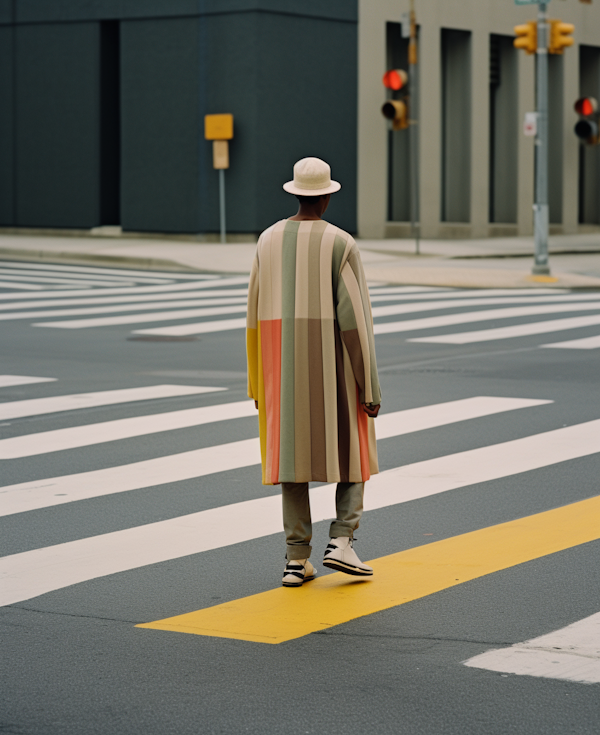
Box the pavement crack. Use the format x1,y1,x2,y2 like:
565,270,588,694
6,604,139,625
313,631,513,646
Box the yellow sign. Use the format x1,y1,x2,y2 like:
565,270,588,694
204,114,234,140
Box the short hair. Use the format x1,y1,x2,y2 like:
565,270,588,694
295,194,324,203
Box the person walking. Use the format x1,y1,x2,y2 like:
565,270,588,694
246,157,381,587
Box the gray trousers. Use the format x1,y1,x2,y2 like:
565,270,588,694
281,481,365,560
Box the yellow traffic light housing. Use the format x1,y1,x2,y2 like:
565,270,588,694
549,20,575,54
382,100,408,131
514,21,537,55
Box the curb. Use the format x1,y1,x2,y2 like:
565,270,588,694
2,246,600,290
0,247,206,274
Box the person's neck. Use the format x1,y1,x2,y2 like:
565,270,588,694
288,205,323,221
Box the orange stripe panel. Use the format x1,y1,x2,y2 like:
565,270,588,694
356,385,370,482
260,319,282,483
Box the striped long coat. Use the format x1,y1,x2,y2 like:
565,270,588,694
246,219,381,485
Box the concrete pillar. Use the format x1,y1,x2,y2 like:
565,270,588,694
357,0,387,238
471,28,490,237
517,49,535,236
418,22,441,239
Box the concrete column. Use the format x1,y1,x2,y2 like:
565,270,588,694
418,22,441,239
471,28,490,237
357,0,387,238
517,49,535,236
562,44,579,234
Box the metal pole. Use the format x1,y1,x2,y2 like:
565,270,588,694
533,1,550,275
219,168,226,244
408,0,420,255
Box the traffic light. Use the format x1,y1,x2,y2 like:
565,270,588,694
574,97,599,145
382,100,408,130
549,19,575,54
514,21,537,54
382,68,409,130
382,69,407,91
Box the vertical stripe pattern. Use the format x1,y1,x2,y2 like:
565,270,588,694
247,220,380,484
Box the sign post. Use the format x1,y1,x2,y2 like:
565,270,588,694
408,0,420,256
204,114,234,244
533,1,550,275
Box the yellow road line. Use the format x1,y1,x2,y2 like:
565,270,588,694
137,495,600,644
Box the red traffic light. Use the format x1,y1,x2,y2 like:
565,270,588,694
382,69,407,91
574,97,598,116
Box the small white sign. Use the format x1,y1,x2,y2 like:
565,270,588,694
401,12,410,37
524,112,538,136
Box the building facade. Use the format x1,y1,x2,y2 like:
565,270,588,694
0,0,598,239
358,0,600,239
0,1,358,236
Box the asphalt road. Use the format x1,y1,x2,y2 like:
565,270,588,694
1,260,599,734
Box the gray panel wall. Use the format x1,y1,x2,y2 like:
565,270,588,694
386,23,410,222
489,35,518,224
441,29,471,223
199,11,259,233
15,22,101,227
548,54,563,224
199,7,357,234
579,45,600,225
0,24,14,225
120,17,201,233
1,1,358,234
254,11,357,232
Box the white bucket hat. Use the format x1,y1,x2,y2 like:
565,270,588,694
283,157,341,196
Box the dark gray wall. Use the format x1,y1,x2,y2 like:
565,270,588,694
120,17,201,233
0,24,14,225
441,28,471,223
256,11,356,232
386,23,410,223
0,0,358,234
548,53,563,224
579,45,600,225
489,35,518,224
15,22,101,228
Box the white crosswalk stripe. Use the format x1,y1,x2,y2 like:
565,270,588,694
0,266,165,286
0,375,57,388
0,297,248,322
132,318,248,337
2,412,600,608
2,262,599,350
34,304,249,329
0,396,548,511
410,313,600,344
464,612,600,684
0,280,45,290
0,384,224,421
0,399,256,459
4,261,599,688
541,334,600,350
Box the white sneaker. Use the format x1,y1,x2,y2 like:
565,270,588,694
282,559,317,587
323,537,374,576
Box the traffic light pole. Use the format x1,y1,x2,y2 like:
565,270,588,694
533,2,550,275
408,0,420,255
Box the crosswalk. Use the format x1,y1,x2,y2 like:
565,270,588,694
0,372,599,683
1,259,599,688
1,259,599,348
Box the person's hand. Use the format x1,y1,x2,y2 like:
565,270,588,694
255,400,259,410
362,403,380,418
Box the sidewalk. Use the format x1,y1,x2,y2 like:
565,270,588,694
1,229,600,289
